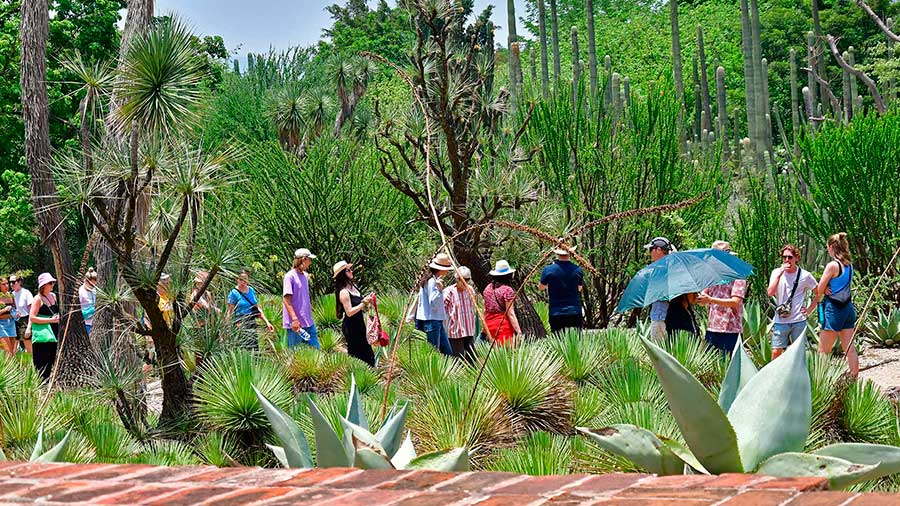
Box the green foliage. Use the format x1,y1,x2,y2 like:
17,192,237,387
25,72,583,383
0,171,38,273
489,432,576,475
865,310,900,348
841,380,899,445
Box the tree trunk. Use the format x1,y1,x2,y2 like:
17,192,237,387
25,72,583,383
21,0,91,388
507,0,519,108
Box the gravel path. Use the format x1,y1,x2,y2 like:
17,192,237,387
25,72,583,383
859,347,900,399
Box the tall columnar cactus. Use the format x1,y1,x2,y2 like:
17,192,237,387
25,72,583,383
586,0,598,101
842,54,851,123
740,0,758,155
789,49,800,150
697,25,713,132
761,58,772,152
749,0,766,157
507,0,520,107
848,46,858,116
670,0,685,106
716,66,729,157
624,76,632,108
889,18,896,102
512,42,523,101
604,54,613,108
802,86,819,130
530,44,538,83
571,26,580,107
692,53,701,139
806,32,819,122
810,0,828,114
550,0,560,84
232,59,240,74
611,72,621,117
538,0,549,98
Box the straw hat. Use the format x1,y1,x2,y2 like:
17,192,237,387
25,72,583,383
294,248,317,259
429,253,453,270
332,261,353,278
489,260,516,276
37,272,57,289
554,244,577,256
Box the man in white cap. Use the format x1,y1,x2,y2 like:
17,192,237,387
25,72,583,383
283,248,319,349
644,236,674,340
538,244,584,333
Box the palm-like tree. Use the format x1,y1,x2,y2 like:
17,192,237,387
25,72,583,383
332,56,377,136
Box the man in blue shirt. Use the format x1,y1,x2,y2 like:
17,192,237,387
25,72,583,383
538,245,584,332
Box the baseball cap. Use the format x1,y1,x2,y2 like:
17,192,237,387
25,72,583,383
294,248,317,259
643,237,673,251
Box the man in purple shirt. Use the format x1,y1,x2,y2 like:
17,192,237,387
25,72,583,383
283,248,319,349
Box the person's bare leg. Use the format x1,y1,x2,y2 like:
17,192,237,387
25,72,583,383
839,328,859,378
818,330,838,355
0,338,14,356
772,347,785,359
22,338,32,354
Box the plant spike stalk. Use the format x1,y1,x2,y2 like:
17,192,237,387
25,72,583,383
586,0,598,102
507,0,519,108
571,26,580,108
693,53,701,140
697,25,713,132
761,58,773,155
550,0,560,84
530,43,538,84
740,0,759,160
538,0,549,98
848,46,858,117
716,66,729,158
789,49,800,153
669,0,685,106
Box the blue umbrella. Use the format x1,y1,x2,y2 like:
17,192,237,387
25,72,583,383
617,248,754,313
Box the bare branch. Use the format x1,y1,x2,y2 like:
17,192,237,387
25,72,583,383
826,35,887,113
801,66,842,113
855,0,900,42
153,197,190,282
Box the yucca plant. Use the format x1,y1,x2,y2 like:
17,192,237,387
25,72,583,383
311,294,341,330
282,347,346,394
548,330,606,384
134,440,201,466
841,380,899,445
489,432,575,475
81,422,141,463
318,327,343,354
579,335,900,489
0,424,73,463
397,341,464,397
807,353,848,448
572,387,606,428
254,376,469,471
865,310,900,348
195,432,240,467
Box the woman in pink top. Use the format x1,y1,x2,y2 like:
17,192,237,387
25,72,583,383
482,260,521,345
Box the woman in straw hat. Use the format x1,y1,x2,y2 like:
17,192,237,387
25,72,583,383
29,273,60,380
415,253,453,355
483,260,522,344
333,261,375,366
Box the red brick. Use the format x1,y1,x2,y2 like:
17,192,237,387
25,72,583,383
603,499,713,506
690,474,769,489
489,475,590,496
329,469,414,489
167,466,258,484
274,467,358,487
786,491,857,506
145,486,233,506
392,491,469,506
474,494,546,506
257,487,349,506
23,463,112,479
379,471,460,491
0,481,35,498
123,465,213,483
49,483,136,503
94,485,181,505
752,477,828,492
546,492,593,505
73,464,155,481
316,489,413,506
566,473,647,496
635,474,719,488
1,462,63,478
851,493,900,506
11,481,91,501
719,490,797,505
434,471,524,493
200,486,295,506
613,487,734,502
211,468,303,487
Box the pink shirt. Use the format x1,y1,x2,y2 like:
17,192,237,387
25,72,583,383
483,284,515,316
703,280,748,334
444,286,476,339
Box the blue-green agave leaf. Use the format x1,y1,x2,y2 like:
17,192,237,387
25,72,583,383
640,337,743,473
727,333,811,471
391,432,416,469
307,395,350,467
814,443,900,478
578,425,684,476
34,429,71,463
254,385,313,468
718,339,758,412
340,416,386,456
266,444,290,468
355,447,394,470
375,402,409,458
406,448,469,471
346,374,369,430
29,424,44,462
756,452,879,490
659,435,709,474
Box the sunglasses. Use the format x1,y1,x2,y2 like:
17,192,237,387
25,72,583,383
782,255,795,260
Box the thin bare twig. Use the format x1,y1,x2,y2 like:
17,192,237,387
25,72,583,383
825,35,887,113
855,0,900,43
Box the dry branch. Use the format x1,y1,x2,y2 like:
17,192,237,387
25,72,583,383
826,35,887,113
855,0,900,43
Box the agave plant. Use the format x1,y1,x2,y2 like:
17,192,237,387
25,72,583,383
742,301,773,365
254,376,469,471
579,334,900,489
865,310,900,348
0,424,72,463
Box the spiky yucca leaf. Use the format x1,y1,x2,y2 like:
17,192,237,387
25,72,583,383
594,358,664,406
548,330,607,384
194,350,292,434
572,387,607,428
134,440,201,466
283,348,347,394
82,423,141,463
807,352,848,448
841,380,898,445
662,331,726,388
311,294,341,329
398,342,463,397
489,432,575,475
344,360,380,395
318,327,343,353
599,328,645,365
195,432,239,467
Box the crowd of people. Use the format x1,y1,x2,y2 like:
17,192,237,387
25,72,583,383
0,230,859,381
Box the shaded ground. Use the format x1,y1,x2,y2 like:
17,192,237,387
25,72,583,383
859,346,900,399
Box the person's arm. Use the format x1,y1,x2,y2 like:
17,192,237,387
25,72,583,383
505,299,522,335
226,303,235,318
538,268,549,291
803,263,838,315
427,278,443,306
340,289,370,318
767,268,785,297
29,297,56,325
283,275,301,331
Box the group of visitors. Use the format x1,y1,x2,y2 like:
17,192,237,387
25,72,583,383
646,232,858,377
0,272,62,380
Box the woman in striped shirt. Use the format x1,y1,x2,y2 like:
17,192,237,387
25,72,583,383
443,266,477,360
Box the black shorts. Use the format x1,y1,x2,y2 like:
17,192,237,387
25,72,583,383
548,314,584,333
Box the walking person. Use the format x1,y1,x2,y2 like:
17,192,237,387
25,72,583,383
29,273,60,381
645,237,674,340
333,261,375,366
11,275,33,354
443,266,477,360
0,277,17,356
483,260,522,345
416,253,453,355
803,233,859,377
538,245,584,333
768,244,818,359
697,241,747,355
78,268,98,335
283,248,319,349
227,268,275,351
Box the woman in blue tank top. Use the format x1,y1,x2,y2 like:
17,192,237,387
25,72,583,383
803,232,858,377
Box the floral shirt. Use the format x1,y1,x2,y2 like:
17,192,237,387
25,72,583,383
702,280,747,334
483,284,515,316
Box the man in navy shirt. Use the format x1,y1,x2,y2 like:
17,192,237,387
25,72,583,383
538,245,584,332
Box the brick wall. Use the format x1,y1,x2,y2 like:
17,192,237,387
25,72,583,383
0,462,897,505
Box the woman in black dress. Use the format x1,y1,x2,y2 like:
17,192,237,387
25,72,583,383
333,261,375,366
665,293,700,338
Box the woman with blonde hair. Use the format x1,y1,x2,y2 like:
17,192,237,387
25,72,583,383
803,233,858,377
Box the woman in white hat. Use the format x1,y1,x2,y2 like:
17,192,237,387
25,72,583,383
333,261,375,366
415,253,453,355
482,260,522,344
29,273,60,380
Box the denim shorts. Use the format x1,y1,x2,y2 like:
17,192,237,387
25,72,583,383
772,321,805,349
822,299,856,331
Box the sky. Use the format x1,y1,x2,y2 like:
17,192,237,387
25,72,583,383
154,0,529,58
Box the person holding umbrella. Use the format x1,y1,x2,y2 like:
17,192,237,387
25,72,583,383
644,237,674,340
697,241,747,355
